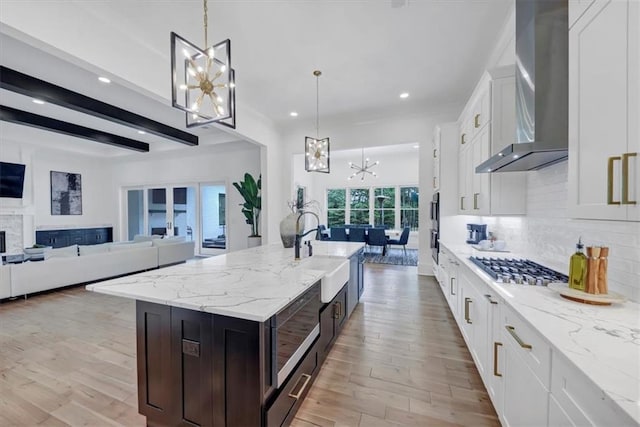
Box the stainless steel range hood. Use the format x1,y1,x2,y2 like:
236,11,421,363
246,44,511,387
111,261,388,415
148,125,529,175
477,0,568,173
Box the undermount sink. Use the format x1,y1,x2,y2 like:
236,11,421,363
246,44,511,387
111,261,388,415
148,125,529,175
299,257,350,303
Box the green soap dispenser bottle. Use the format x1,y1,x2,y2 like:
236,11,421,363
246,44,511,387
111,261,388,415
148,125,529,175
569,237,587,291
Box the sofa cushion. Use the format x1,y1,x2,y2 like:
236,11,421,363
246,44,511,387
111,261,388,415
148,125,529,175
79,243,110,256
47,244,78,258
152,236,187,246
133,234,163,242
109,241,153,252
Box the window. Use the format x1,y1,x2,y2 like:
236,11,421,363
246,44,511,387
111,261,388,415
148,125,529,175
349,188,370,224
400,186,419,231
373,187,395,229
326,189,346,227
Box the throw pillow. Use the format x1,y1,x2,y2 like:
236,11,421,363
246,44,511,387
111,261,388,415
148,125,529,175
47,244,79,258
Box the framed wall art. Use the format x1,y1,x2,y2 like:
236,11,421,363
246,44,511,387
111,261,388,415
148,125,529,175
50,171,82,215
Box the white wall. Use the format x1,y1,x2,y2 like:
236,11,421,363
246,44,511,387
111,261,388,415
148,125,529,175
110,141,260,252
0,137,116,249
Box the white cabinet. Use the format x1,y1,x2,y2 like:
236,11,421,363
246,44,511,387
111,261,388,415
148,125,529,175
434,123,460,217
568,0,640,221
501,329,550,427
457,66,527,216
569,0,596,28
432,126,440,191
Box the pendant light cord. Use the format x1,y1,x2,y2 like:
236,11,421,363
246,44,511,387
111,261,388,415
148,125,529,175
316,73,320,139
203,0,208,47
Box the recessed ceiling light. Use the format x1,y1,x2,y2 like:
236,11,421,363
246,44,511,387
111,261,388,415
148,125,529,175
138,130,146,135
290,112,298,117
98,76,111,84
413,145,419,149
400,92,410,99
32,99,45,105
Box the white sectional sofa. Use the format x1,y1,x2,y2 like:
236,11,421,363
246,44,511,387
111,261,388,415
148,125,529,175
6,236,195,298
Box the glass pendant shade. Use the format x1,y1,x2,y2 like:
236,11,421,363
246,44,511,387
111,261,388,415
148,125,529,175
305,136,330,173
171,32,235,128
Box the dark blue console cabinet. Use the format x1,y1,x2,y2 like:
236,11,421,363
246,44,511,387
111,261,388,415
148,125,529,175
36,227,113,248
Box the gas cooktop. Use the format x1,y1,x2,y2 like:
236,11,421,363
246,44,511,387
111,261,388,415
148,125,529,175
469,256,568,286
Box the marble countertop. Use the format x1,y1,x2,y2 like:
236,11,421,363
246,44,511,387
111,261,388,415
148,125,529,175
440,241,640,424
87,242,363,322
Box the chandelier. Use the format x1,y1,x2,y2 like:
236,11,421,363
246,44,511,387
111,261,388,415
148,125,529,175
348,148,379,181
305,71,330,173
171,0,236,129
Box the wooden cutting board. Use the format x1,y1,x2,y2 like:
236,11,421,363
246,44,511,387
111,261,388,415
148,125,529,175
556,286,626,306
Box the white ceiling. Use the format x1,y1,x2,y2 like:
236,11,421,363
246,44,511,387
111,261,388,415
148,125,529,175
0,0,512,154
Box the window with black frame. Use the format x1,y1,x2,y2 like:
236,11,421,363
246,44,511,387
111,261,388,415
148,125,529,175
326,189,346,227
400,186,419,231
373,187,395,229
349,188,370,225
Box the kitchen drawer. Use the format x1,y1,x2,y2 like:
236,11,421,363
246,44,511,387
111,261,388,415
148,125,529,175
266,343,318,427
550,351,635,426
502,305,552,389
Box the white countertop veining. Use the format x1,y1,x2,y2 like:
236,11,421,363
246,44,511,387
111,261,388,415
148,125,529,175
87,242,363,322
440,241,640,425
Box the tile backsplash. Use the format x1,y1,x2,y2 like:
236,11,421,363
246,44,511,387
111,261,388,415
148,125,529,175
443,161,640,302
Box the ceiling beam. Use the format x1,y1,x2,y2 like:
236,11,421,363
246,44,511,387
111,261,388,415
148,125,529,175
0,66,198,146
0,105,150,152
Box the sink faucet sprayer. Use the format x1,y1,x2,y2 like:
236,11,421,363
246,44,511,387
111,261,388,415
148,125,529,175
294,211,320,260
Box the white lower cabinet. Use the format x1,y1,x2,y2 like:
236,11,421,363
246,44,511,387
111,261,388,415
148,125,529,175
502,331,550,427
436,245,633,427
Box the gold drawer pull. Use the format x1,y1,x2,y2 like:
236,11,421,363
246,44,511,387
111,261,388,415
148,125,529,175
433,148,437,158
505,325,532,349
474,114,481,128
461,133,467,145
288,373,312,400
622,152,637,205
493,342,503,377
484,294,498,305
333,301,342,319
450,277,456,296
464,297,472,324
473,193,479,210
460,196,465,210
608,156,621,205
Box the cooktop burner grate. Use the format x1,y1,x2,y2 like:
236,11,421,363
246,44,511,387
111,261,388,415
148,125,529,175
469,256,568,285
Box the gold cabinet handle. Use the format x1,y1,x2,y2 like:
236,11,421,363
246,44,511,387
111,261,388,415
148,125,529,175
608,156,622,205
433,177,436,189
473,193,479,210
493,342,503,377
333,301,342,319
622,152,637,205
288,373,312,400
460,196,465,210
484,294,498,305
505,325,532,349
433,148,437,158
461,133,467,145
464,297,472,324
450,277,456,296
474,114,481,128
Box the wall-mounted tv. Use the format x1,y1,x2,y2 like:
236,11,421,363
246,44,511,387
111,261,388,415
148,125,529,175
0,161,26,199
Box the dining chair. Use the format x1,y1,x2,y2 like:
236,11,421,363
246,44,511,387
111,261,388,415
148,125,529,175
367,227,388,255
387,227,410,256
348,227,366,243
330,227,348,241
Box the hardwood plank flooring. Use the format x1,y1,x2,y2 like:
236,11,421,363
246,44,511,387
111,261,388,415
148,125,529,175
293,264,499,427
0,263,498,426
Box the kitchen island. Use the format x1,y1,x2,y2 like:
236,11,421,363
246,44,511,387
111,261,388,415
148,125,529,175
87,241,365,427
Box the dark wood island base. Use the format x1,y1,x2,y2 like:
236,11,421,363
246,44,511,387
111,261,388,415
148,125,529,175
135,278,354,427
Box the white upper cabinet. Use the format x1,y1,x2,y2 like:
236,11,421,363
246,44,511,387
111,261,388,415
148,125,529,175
568,0,639,221
458,66,527,216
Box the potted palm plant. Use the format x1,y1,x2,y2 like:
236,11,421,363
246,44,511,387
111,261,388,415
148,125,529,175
233,173,262,247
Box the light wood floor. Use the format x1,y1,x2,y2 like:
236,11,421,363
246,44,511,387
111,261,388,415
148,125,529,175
0,264,498,427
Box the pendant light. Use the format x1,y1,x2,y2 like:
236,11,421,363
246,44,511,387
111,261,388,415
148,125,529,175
348,148,379,181
305,70,330,173
171,0,236,128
